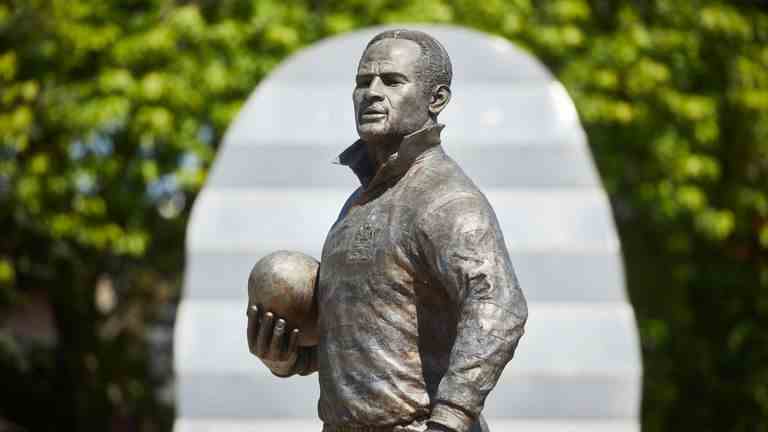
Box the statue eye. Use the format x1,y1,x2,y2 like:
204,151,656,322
381,75,404,86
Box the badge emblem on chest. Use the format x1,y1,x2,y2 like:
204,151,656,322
348,223,377,263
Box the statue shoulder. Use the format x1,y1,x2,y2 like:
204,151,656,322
413,155,489,218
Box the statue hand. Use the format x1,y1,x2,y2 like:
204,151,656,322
246,304,301,376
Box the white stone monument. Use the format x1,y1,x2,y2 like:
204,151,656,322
174,25,642,432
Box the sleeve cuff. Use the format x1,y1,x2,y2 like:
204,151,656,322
429,402,475,432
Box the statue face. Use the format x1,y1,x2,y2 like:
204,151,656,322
354,38,432,142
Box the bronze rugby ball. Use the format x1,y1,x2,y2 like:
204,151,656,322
248,251,319,346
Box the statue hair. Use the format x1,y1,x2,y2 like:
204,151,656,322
365,29,453,97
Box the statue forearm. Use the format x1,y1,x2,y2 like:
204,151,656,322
430,303,525,431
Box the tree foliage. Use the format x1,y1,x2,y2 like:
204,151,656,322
1,0,767,431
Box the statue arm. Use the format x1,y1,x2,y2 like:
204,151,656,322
416,195,528,432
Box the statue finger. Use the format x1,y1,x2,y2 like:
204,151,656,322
280,329,301,361
246,306,259,354
247,304,259,318
287,328,300,355
255,311,274,357
270,318,287,356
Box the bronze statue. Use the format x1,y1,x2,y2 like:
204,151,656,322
247,29,528,432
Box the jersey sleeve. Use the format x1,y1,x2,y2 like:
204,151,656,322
416,194,528,432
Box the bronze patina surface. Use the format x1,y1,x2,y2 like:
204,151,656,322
247,29,528,432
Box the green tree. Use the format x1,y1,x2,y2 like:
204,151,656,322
1,0,767,431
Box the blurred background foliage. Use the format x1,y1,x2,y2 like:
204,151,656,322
1,0,767,430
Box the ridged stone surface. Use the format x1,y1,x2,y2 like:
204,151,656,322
174,24,642,432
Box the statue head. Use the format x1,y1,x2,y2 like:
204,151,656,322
353,29,452,143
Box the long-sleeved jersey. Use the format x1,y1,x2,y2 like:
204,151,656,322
291,124,527,432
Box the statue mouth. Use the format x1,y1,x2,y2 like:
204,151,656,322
360,107,387,121
361,113,386,121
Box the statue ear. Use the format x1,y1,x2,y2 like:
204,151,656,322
429,85,451,116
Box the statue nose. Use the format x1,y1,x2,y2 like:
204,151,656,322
365,91,383,102
365,77,385,100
